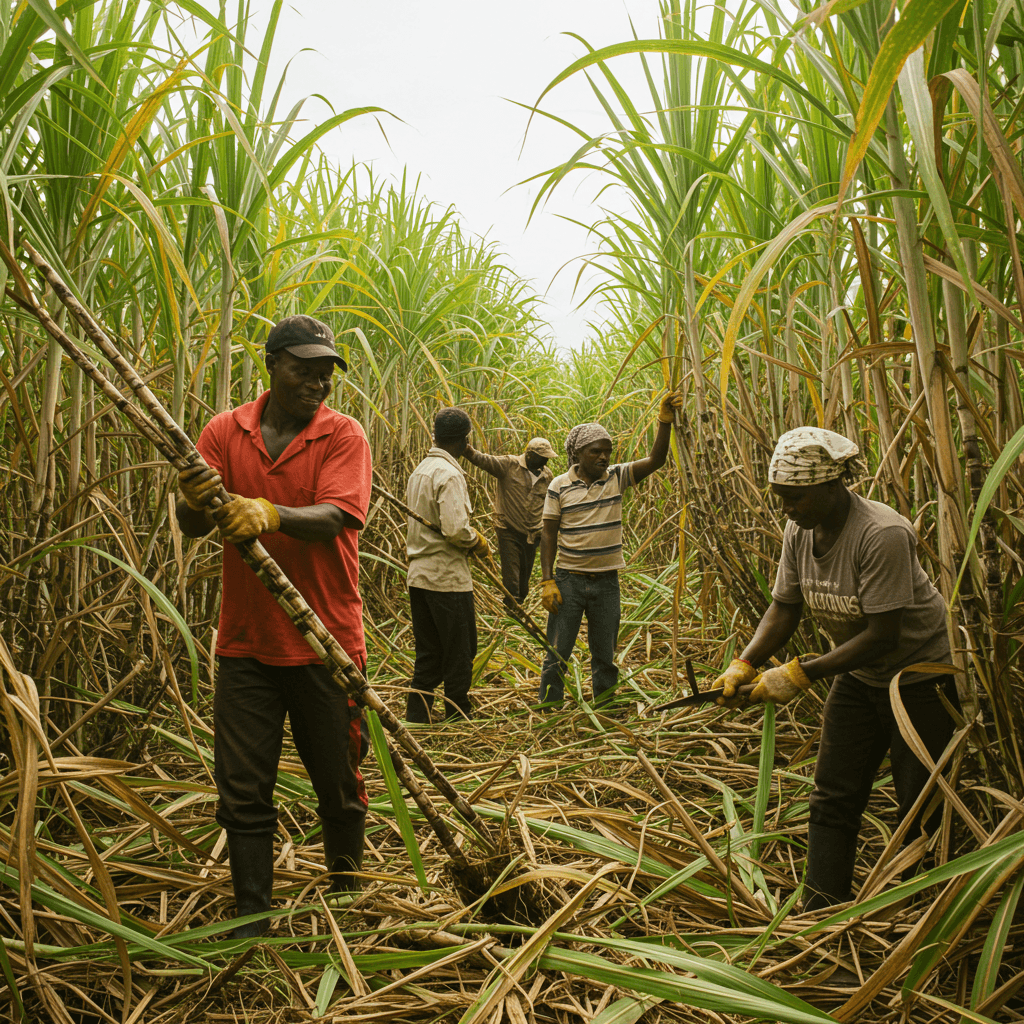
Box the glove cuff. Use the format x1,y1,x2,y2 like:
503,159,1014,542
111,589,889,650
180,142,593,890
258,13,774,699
257,497,281,534
788,657,813,690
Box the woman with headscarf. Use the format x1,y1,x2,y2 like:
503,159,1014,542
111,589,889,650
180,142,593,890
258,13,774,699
537,391,683,708
714,427,959,909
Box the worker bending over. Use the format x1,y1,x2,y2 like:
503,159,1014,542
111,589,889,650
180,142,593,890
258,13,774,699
713,427,959,909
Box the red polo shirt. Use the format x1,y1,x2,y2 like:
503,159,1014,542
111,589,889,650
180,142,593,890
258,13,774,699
196,391,372,665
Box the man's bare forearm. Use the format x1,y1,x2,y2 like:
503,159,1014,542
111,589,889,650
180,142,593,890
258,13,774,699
540,519,559,579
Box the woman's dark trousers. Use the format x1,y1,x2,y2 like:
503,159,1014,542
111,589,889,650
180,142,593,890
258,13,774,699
804,673,960,909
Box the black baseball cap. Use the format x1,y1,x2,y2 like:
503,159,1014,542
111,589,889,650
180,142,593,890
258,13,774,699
266,315,347,371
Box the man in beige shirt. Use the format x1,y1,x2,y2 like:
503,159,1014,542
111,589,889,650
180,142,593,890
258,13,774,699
463,437,556,611
406,407,489,722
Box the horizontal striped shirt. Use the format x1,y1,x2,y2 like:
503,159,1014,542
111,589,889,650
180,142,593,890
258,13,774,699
543,463,635,572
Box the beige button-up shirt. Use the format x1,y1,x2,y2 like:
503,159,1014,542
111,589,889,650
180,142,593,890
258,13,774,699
406,448,476,592
463,448,553,543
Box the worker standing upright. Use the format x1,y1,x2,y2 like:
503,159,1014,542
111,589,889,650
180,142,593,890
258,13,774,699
405,407,491,723
537,392,683,708
463,437,556,611
175,315,372,937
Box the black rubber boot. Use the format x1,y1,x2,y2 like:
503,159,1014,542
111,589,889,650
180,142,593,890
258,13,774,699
405,688,433,724
227,832,274,938
803,823,858,911
322,814,366,894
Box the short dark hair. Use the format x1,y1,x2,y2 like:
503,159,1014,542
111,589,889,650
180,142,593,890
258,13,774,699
434,407,471,443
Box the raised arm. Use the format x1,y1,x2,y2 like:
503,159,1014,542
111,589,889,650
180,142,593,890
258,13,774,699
627,393,683,485
462,445,509,479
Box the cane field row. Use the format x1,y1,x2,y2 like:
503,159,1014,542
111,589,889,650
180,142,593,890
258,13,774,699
1,0,1023,1021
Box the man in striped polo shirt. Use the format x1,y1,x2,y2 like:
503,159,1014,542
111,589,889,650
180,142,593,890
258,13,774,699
537,392,683,708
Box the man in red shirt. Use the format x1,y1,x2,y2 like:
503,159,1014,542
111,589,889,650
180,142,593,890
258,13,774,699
175,315,372,938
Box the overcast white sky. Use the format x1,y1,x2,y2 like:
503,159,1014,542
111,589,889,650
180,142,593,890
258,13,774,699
260,1,662,350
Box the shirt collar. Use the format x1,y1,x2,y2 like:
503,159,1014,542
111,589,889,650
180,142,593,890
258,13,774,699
232,390,336,440
567,464,609,484
426,447,466,474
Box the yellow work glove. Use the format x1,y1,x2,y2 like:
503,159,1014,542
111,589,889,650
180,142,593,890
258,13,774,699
749,658,813,704
178,464,222,511
658,391,684,423
711,658,758,707
469,530,492,561
212,494,281,545
540,578,562,614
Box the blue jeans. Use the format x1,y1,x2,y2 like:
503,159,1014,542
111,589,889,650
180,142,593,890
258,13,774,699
538,568,621,706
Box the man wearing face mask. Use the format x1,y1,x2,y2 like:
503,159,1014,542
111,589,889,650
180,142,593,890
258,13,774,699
462,436,557,612
175,314,372,937
536,392,683,708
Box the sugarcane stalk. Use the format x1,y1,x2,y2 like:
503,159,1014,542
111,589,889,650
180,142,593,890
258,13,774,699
6,240,494,863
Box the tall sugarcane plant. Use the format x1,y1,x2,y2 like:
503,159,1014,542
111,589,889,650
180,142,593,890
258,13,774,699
531,0,1024,784
5,0,1024,1021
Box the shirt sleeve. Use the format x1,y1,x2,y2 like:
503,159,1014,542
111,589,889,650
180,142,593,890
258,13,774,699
614,463,636,492
437,472,477,548
314,423,373,525
857,525,917,613
196,417,226,479
464,448,510,479
542,483,562,521
771,523,804,604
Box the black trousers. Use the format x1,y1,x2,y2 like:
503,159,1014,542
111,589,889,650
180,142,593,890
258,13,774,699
407,587,477,722
214,656,369,836
495,527,539,610
810,673,961,840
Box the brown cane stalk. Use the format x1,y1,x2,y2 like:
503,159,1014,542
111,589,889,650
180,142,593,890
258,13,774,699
3,240,492,869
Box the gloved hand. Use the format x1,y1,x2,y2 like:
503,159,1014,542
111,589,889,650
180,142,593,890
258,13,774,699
749,658,813,704
712,658,758,707
658,391,684,423
211,494,281,544
470,530,492,560
540,578,562,614
178,464,222,511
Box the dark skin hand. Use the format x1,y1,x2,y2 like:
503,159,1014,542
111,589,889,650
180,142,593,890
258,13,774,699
174,350,361,542
540,416,674,581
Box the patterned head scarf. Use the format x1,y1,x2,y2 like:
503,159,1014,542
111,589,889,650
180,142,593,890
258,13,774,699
769,427,859,486
565,422,612,466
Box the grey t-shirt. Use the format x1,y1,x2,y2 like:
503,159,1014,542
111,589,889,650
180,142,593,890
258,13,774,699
772,493,950,686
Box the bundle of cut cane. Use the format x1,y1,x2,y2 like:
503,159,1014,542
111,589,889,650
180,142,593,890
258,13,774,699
3,239,549,923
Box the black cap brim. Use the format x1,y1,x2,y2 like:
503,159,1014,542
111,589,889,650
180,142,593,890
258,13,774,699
279,342,347,371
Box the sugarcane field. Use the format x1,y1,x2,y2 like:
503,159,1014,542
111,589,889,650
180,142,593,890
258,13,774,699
4,0,1024,1022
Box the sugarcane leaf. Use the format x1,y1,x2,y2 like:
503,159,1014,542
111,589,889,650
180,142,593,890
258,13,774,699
366,709,428,892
